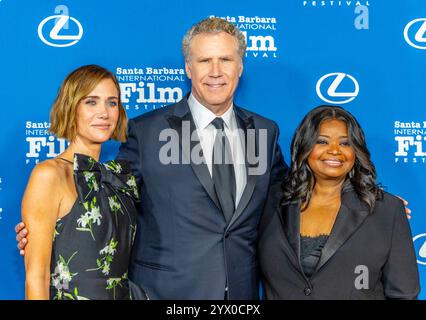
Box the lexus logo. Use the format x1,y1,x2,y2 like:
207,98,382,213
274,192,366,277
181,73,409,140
404,18,426,50
316,73,359,104
37,7,83,47
413,233,426,266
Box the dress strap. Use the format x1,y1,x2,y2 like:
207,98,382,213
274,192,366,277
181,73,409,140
57,157,73,164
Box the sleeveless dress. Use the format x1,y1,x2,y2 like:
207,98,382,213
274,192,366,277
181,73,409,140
49,154,139,300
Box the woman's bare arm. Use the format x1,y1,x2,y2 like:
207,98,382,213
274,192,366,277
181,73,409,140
22,161,61,300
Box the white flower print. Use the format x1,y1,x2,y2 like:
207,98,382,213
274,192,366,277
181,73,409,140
99,240,117,256
76,197,101,240
126,176,136,189
104,161,122,174
77,212,91,228
83,171,94,183
108,196,122,214
52,276,60,288
89,205,102,226
92,179,99,192
87,239,118,277
106,278,120,287
83,171,99,196
106,272,128,300
56,261,72,283
126,176,139,198
51,251,78,295
102,264,110,276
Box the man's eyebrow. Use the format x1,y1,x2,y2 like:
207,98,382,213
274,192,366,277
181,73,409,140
195,55,235,60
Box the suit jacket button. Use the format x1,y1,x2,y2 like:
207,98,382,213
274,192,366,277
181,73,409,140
225,233,230,238
304,287,312,296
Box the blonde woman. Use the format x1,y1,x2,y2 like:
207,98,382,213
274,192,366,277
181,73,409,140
22,65,142,300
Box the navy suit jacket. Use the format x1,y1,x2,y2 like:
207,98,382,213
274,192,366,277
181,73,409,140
117,95,288,299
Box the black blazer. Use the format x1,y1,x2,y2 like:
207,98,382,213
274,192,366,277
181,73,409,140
118,95,288,299
258,187,420,300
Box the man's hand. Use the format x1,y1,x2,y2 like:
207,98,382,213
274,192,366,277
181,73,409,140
396,196,412,220
15,222,28,256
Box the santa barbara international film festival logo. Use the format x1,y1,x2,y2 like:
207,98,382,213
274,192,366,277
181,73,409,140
209,15,278,59
404,18,426,50
394,120,426,164
37,5,83,47
115,66,185,112
316,72,359,104
25,121,68,165
413,234,426,266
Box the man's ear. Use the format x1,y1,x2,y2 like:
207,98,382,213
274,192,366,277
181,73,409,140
239,62,244,78
185,61,192,79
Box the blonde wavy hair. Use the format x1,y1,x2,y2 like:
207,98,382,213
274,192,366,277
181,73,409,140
49,64,127,142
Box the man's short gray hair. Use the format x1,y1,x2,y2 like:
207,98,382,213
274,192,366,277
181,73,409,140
182,17,247,60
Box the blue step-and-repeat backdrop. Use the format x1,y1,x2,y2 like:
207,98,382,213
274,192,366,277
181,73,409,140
0,0,425,299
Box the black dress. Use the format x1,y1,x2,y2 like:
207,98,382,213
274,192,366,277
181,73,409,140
49,154,139,300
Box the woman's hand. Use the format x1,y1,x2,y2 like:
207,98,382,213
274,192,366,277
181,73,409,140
396,195,412,219
15,222,28,256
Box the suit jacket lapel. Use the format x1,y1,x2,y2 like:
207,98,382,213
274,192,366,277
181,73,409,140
166,97,221,211
315,190,370,272
278,201,302,270
277,190,371,277
226,106,259,229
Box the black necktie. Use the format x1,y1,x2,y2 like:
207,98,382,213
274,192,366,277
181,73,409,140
211,117,236,223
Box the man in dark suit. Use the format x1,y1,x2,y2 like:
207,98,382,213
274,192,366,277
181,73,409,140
14,16,287,300
115,17,288,299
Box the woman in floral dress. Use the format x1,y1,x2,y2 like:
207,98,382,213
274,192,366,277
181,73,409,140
22,65,143,300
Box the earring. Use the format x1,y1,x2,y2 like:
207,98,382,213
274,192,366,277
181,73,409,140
348,168,355,179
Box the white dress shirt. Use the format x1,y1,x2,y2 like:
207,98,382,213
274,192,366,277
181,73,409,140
188,93,247,207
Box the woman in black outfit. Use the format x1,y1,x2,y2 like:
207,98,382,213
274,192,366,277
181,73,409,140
258,105,420,300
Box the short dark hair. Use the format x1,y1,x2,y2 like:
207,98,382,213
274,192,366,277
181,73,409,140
282,105,382,212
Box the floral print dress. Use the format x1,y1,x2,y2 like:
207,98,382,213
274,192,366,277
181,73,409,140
50,154,139,300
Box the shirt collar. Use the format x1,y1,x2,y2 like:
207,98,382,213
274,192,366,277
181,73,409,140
188,93,235,130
